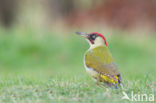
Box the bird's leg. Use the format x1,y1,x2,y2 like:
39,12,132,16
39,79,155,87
93,78,103,88
95,81,101,87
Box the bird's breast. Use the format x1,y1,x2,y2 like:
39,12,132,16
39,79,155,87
84,61,99,78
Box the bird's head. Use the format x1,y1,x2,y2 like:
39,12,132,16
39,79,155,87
76,32,107,49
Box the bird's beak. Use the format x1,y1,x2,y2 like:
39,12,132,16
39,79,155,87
76,32,88,38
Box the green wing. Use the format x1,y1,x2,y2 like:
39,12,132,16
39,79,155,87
85,46,121,84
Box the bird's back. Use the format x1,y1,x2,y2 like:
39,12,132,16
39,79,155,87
84,46,122,85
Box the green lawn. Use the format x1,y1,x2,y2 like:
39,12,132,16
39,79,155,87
0,28,155,103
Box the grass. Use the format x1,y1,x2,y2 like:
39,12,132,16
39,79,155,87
0,28,155,103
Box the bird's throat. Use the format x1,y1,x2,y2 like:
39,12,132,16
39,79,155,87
90,43,106,49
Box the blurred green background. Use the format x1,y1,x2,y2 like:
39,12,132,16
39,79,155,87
0,0,156,103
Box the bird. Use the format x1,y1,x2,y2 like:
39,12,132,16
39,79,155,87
76,32,122,88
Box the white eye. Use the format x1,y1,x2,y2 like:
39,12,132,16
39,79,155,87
90,34,97,40
92,35,96,38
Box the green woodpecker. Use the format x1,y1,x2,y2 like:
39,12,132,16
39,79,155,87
76,32,122,87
